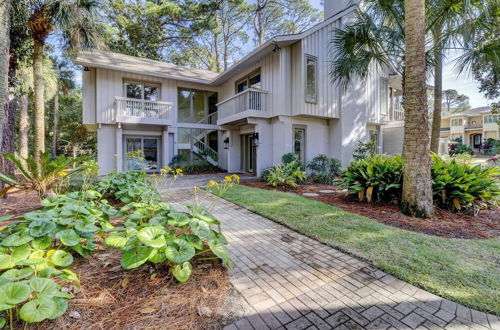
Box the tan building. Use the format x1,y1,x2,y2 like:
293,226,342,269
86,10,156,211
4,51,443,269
440,107,499,151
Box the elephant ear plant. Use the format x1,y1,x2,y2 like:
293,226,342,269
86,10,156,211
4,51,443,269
104,175,239,282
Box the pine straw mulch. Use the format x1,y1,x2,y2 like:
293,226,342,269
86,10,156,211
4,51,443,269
0,188,41,218
28,245,236,330
242,181,500,239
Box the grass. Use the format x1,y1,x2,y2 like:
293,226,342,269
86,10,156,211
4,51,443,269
222,185,500,315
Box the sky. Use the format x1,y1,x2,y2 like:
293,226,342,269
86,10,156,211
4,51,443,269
69,0,492,108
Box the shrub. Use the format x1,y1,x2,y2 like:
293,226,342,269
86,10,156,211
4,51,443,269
180,160,224,174
169,154,188,167
0,152,86,198
483,138,500,156
352,140,377,161
449,143,473,156
265,161,306,188
431,154,500,211
338,155,403,203
281,152,299,165
98,171,160,204
306,154,341,184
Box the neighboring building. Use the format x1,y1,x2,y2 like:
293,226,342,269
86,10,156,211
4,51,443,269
440,107,499,151
77,0,403,175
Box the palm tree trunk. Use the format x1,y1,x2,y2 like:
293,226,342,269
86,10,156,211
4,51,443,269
0,0,10,158
52,86,59,158
430,33,443,154
19,93,29,158
33,39,45,161
401,0,434,218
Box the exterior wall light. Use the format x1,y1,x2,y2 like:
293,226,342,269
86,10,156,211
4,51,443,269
251,132,259,147
224,137,230,149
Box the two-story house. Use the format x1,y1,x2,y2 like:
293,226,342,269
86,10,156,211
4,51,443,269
440,107,499,150
77,0,401,175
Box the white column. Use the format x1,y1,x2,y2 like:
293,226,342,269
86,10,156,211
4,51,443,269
162,127,169,168
116,123,123,172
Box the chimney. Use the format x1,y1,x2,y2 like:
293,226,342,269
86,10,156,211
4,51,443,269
324,0,352,20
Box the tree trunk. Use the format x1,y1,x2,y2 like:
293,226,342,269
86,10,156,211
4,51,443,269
401,0,434,218
430,33,443,154
19,93,29,158
0,96,16,175
52,86,59,158
0,0,10,158
33,39,45,161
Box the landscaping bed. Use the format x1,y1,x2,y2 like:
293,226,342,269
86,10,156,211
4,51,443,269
223,184,500,314
0,188,41,218
242,181,500,239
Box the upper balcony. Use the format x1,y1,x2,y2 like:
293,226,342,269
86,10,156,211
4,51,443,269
216,88,271,126
115,97,173,125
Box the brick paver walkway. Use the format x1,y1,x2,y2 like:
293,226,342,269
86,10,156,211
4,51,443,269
161,188,499,330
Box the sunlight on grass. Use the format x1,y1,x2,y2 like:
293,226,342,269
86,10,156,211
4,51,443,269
223,185,500,314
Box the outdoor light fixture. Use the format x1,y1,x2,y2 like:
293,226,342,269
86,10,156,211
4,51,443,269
251,133,259,147
223,137,230,149
83,66,90,72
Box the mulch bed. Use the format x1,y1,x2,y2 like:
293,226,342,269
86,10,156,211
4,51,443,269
29,246,235,330
0,188,41,218
242,181,500,239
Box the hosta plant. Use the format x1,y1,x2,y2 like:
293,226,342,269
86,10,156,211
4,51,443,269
431,154,500,211
337,155,403,203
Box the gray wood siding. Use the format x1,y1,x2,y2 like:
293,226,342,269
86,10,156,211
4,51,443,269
297,18,341,118
82,68,96,125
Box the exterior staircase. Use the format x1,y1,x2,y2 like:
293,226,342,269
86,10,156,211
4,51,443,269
191,128,218,166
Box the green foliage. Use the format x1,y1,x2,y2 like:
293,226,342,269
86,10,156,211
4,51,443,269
179,160,224,174
98,171,161,204
264,161,306,188
337,155,404,203
352,140,377,161
449,143,474,155
281,152,298,165
431,154,500,211
306,154,341,185
483,138,500,155
0,153,85,198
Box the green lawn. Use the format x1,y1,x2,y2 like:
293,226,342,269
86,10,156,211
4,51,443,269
223,185,500,315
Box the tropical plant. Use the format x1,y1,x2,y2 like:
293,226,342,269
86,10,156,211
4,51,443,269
264,161,306,188
352,140,377,161
98,171,159,204
449,143,473,156
281,152,299,165
25,0,102,160
431,154,500,211
338,155,404,203
0,152,84,198
306,154,341,185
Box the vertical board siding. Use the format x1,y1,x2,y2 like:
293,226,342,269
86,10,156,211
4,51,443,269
298,18,341,118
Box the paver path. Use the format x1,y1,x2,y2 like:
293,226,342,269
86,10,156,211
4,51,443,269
161,188,499,330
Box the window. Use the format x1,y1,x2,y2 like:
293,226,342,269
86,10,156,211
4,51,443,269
124,81,159,101
177,88,218,123
370,129,379,153
293,128,306,162
235,71,261,93
451,118,464,126
305,56,317,103
484,115,498,124
380,78,389,115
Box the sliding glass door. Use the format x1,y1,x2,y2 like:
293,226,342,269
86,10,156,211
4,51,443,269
124,136,160,172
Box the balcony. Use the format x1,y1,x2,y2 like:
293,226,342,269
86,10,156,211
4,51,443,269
216,88,271,126
115,97,173,125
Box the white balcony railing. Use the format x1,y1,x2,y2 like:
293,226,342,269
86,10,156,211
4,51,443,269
115,97,172,122
390,102,405,121
216,88,268,119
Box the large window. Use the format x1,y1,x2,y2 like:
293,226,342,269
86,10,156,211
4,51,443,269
124,81,159,101
177,88,218,123
380,78,388,115
484,115,498,124
305,55,317,103
451,118,464,126
293,127,306,162
236,71,261,93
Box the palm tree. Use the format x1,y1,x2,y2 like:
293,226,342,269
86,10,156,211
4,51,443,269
401,0,434,217
26,0,101,161
0,0,10,158
51,57,75,158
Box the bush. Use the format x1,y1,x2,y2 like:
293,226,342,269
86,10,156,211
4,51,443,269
338,155,403,203
306,154,341,185
483,138,500,156
449,143,473,156
264,161,306,188
281,152,299,165
431,154,500,211
352,140,377,161
180,160,224,174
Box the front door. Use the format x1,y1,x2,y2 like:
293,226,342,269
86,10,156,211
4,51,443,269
241,134,257,175
124,136,160,172
472,134,482,149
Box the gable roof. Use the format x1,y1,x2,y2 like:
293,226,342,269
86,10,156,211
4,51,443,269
75,4,359,86
75,51,219,84
443,106,492,118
